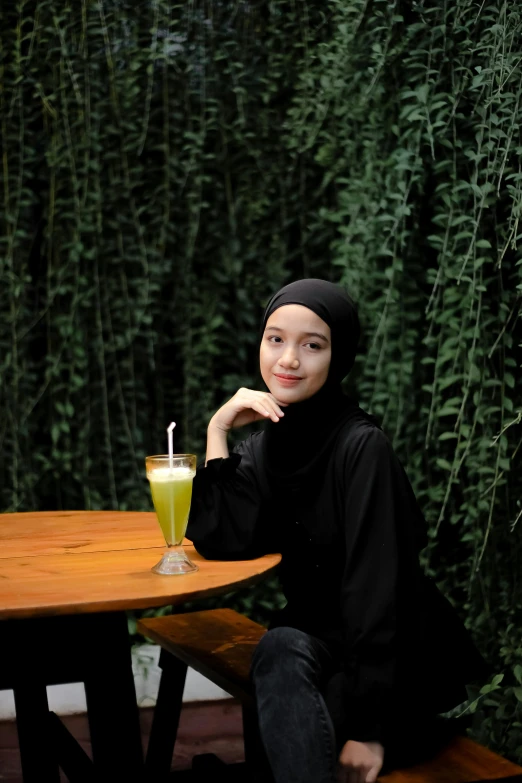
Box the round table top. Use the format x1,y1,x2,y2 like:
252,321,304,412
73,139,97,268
0,511,281,620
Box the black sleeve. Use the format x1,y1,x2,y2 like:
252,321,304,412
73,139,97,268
330,426,425,745
186,434,269,560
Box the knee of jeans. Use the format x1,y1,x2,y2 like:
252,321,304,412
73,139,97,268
251,626,310,678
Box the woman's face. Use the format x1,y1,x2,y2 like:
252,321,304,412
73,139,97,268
260,304,332,404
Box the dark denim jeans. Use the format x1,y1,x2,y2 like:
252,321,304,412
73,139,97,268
250,625,454,783
250,626,341,783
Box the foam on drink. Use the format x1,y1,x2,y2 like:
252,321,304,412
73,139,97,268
147,466,195,481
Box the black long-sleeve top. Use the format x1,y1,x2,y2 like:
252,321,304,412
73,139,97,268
187,418,489,745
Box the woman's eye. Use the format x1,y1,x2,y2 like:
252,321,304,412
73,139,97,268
307,342,321,350
269,336,283,343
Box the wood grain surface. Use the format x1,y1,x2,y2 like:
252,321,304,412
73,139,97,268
138,608,267,702
0,512,281,619
0,510,163,557
378,735,522,782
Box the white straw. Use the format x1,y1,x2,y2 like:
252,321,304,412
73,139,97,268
167,422,176,472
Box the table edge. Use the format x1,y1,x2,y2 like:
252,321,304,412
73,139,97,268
0,557,281,620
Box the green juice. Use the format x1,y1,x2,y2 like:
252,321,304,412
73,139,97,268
147,467,195,546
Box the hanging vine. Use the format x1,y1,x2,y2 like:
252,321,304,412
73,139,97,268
0,0,520,762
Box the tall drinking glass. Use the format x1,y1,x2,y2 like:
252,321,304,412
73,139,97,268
146,454,198,575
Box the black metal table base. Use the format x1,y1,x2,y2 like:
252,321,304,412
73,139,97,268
2,611,144,782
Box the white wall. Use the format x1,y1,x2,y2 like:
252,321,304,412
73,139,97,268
0,643,231,720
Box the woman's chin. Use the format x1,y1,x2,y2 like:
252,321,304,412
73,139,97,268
268,385,308,405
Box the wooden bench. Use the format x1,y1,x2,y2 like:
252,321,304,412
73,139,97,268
138,608,268,780
137,608,522,783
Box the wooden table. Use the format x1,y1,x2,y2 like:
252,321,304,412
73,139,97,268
0,511,281,782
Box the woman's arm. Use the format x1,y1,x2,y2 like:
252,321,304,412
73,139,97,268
188,387,285,559
205,423,229,462
205,386,285,463
187,433,272,560
187,388,284,560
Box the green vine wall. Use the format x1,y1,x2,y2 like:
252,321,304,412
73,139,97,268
1,0,521,762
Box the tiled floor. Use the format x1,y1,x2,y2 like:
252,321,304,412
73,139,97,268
0,699,245,783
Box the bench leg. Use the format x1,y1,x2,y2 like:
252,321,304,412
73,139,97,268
13,681,60,783
243,703,273,783
145,650,187,781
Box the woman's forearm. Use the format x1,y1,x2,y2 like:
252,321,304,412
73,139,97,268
206,423,229,464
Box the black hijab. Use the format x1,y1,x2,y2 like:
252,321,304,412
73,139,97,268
261,279,369,495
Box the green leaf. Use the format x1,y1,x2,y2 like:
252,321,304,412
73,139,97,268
437,407,460,417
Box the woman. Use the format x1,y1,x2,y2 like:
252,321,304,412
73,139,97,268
187,279,488,783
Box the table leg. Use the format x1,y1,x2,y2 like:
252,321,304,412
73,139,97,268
13,681,60,783
84,611,144,782
48,711,96,783
4,611,145,781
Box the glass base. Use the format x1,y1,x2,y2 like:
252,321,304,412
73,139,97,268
151,548,199,575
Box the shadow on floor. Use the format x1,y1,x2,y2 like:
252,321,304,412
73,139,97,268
0,699,244,783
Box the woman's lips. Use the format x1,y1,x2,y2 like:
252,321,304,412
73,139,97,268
274,373,302,386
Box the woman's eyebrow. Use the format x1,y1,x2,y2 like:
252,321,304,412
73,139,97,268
266,326,329,342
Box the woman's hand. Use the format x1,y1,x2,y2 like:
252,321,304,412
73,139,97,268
336,739,384,783
209,387,286,433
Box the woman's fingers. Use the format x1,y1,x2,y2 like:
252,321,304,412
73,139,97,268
215,388,286,430
253,399,281,423
241,391,283,421
261,393,285,418
262,396,285,421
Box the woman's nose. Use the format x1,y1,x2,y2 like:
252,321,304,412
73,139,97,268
279,349,299,369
